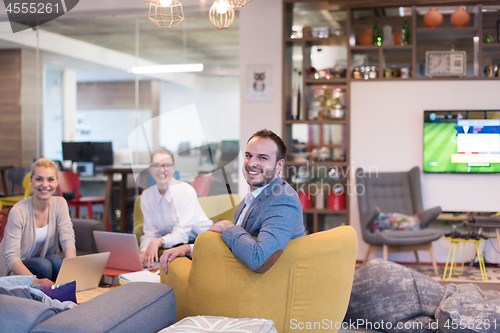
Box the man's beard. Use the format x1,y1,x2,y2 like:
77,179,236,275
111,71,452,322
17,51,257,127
245,164,277,188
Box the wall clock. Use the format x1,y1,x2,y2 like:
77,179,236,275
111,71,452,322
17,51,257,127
425,51,466,77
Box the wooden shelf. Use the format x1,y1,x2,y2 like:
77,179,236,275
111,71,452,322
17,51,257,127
350,45,413,50
415,27,478,39
304,78,348,84
286,36,349,45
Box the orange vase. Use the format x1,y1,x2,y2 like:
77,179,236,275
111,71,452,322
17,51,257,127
424,8,443,28
392,28,402,45
451,7,470,27
359,28,373,46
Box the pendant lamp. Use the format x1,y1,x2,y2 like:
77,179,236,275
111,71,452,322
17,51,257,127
149,0,184,28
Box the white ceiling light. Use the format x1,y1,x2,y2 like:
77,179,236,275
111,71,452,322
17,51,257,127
129,64,204,74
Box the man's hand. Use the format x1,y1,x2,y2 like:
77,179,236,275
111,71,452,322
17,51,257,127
31,278,54,286
209,220,235,233
160,244,191,275
141,238,162,268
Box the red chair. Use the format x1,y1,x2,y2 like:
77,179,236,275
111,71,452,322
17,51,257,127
190,174,212,197
56,171,110,230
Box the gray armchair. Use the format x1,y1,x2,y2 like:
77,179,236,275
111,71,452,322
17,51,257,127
356,166,442,275
72,218,105,255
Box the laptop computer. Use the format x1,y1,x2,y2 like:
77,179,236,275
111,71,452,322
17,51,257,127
55,252,110,292
93,231,160,274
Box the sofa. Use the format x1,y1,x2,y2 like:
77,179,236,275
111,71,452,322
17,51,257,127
133,193,242,245
0,282,176,333
72,218,105,255
161,225,358,333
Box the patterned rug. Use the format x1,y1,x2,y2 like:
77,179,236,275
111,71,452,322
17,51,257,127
357,261,500,292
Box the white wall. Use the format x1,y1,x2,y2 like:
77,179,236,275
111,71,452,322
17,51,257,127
238,0,283,196
160,77,240,145
350,80,500,263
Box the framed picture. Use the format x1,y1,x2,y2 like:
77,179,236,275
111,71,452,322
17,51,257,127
246,64,273,102
425,51,466,77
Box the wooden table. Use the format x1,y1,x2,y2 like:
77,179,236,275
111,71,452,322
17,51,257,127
101,166,134,232
76,285,117,303
0,165,14,197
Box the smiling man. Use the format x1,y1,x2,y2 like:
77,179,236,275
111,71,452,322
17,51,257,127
160,129,305,274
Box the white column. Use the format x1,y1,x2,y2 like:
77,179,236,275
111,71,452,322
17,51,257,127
63,69,77,142
238,1,283,197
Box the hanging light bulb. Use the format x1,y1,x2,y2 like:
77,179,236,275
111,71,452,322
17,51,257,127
159,0,172,6
209,0,235,30
216,1,229,14
212,0,251,9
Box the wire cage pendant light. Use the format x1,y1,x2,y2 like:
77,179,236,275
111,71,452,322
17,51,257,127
149,0,184,28
209,0,235,30
226,0,251,8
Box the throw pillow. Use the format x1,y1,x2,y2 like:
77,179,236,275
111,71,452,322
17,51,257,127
0,207,12,242
159,316,277,333
370,212,421,233
31,280,77,304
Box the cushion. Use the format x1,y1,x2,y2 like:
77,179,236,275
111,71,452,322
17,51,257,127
0,207,12,242
435,284,500,333
31,280,77,303
0,293,57,333
345,259,444,333
370,212,421,233
160,316,277,333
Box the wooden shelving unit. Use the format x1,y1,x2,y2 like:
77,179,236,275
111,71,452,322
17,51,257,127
283,1,500,234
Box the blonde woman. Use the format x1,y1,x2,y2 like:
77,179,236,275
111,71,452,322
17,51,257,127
0,158,76,285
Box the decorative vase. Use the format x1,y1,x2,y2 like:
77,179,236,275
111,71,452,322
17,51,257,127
382,25,394,45
424,8,443,28
392,28,402,45
359,28,372,45
451,7,470,27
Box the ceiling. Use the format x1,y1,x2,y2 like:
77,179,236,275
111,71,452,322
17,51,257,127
0,1,240,81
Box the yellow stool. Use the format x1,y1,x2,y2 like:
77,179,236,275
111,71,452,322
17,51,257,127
443,236,487,282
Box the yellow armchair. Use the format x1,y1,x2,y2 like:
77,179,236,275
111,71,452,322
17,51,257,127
161,226,358,333
0,173,31,210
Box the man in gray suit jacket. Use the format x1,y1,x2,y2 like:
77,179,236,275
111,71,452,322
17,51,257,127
160,129,305,274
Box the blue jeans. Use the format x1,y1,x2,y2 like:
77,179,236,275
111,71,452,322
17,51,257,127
23,254,63,282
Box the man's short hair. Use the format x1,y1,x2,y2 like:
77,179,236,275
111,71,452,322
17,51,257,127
150,148,175,165
247,129,287,162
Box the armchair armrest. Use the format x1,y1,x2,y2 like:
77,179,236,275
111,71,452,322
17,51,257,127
161,257,192,321
360,206,380,230
417,206,442,229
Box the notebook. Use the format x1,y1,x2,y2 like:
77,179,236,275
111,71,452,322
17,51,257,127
55,252,110,292
93,231,160,275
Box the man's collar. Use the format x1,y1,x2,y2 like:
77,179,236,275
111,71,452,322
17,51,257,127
250,177,282,199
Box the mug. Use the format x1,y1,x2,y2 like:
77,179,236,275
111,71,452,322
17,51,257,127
401,67,410,79
298,191,312,209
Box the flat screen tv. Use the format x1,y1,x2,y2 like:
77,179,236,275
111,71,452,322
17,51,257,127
423,110,500,173
62,141,113,166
